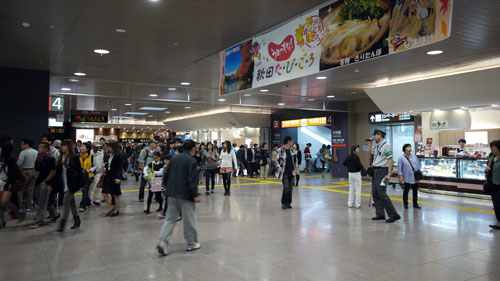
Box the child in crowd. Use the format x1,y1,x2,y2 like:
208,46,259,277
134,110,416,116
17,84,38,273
158,154,172,219
144,152,165,214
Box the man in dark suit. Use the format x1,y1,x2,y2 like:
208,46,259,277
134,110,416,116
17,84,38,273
246,144,254,177
157,140,200,256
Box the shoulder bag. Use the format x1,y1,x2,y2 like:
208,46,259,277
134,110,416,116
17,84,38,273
405,155,424,182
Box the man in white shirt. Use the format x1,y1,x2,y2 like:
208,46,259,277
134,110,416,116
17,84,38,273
17,139,38,211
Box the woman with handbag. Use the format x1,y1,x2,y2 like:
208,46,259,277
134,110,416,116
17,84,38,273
102,141,124,217
343,144,365,208
143,152,165,214
219,141,237,196
203,142,218,195
398,144,422,209
56,140,84,232
486,140,500,229
322,145,332,177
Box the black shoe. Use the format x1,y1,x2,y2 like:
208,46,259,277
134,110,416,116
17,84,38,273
144,210,150,215
386,215,401,223
489,224,500,230
106,210,114,217
71,216,81,229
56,219,66,232
93,202,101,206
404,205,409,209
50,213,61,223
211,190,214,194
413,205,421,209
110,211,120,217
139,198,144,202
282,205,287,209
155,207,162,212
372,216,386,221
206,191,210,195
287,205,292,209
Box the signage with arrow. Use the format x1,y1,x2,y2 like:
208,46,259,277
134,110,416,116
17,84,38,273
368,112,414,124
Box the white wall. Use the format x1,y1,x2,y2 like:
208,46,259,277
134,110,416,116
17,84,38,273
421,112,440,146
470,110,500,129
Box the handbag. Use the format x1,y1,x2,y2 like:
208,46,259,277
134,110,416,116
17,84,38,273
96,174,105,188
405,155,424,182
367,167,374,177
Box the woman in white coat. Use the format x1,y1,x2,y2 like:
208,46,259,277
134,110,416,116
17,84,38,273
219,141,238,196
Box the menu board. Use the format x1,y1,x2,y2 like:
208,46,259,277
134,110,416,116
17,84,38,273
220,0,453,95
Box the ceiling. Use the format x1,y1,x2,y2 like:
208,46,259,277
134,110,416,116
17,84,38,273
2,0,500,125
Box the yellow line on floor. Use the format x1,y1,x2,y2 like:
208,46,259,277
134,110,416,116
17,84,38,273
236,177,495,215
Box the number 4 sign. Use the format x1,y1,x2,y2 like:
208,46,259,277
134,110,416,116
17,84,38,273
49,95,64,112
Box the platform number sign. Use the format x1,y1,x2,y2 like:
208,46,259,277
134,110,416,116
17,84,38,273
49,95,64,112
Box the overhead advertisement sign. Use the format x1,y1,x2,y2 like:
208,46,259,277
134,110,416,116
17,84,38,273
369,112,414,124
220,0,453,95
281,116,330,128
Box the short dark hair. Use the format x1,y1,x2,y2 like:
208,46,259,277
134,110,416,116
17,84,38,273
294,143,300,150
0,140,14,162
307,143,312,147
153,152,161,158
283,136,292,145
459,139,466,144
39,142,50,151
163,154,173,160
100,137,106,142
42,133,54,143
77,140,82,144
182,139,196,152
174,138,182,144
491,140,500,152
21,139,34,147
402,143,412,152
262,142,267,147
240,145,245,149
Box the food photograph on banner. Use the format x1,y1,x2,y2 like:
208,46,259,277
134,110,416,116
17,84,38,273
319,0,391,70
220,40,255,95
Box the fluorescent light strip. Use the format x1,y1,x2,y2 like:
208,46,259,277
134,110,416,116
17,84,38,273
369,57,500,88
124,112,148,115
111,116,133,119
139,107,167,111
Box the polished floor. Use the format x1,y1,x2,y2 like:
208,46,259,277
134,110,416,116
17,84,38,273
1,174,500,281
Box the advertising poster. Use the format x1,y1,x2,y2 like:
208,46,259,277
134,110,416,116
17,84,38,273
251,10,323,88
319,0,391,70
220,40,255,95
76,129,95,143
389,0,452,53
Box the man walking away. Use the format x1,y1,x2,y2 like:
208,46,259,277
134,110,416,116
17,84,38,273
275,136,299,209
157,140,201,256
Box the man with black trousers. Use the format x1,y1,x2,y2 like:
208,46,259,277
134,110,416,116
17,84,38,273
367,129,401,223
245,145,254,177
275,136,299,209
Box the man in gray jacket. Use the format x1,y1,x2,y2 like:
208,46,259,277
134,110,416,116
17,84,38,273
157,140,201,256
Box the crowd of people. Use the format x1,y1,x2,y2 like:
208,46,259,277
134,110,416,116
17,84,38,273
2,131,500,256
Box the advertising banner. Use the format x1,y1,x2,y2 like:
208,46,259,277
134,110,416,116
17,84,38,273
219,0,453,95
252,11,323,88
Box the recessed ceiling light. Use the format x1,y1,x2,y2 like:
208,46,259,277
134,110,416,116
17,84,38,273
115,28,126,33
165,111,171,114
492,104,499,107
278,103,285,106
427,50,443,55
354,69,360,73
316,76,327,80
74,72,86,76
327,95,335,98
125,103,132,106
218,98,226,102
185,106,191,109
111,108,118,111
61,87,71,91
259,89,269,92
243,94,252,97
50,25,56,29
94,49,110,55
172,43,179,46
168,88,176,91
149,93,158,97
180,82,191,86
307,98,315,101
434,109,443,112
22,22,30,28
68,79,79,82
148,115,153,117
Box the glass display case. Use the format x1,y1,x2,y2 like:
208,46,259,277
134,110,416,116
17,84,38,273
419,157,457,178
458,159,487,180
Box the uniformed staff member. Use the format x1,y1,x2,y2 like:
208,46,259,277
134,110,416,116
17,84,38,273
456,139,470,157
367,129,401,223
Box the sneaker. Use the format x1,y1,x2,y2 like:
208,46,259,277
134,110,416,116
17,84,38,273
355,206,361,209
79,207,85,212
157,212,166,219
93,201,101,206
30,222,45,229
186,243,201,252
157,243,168,256
348,205,353,208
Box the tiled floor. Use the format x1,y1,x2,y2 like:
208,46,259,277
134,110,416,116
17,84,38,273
2,174,500,281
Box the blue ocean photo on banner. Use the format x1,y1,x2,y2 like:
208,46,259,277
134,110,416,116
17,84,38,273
220,40,255,95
